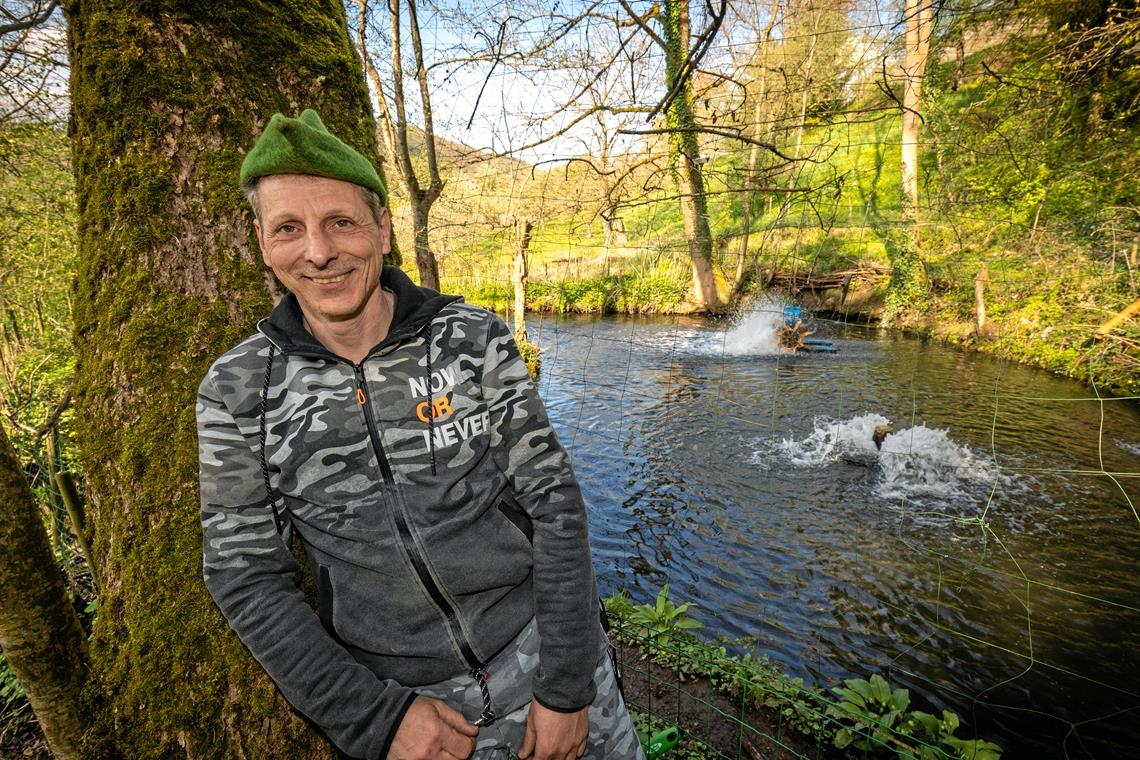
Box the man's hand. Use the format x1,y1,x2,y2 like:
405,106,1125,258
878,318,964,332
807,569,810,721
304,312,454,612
518,699,589,760
389,696,479,760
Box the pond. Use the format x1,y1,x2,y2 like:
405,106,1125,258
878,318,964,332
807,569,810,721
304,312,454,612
528,303,1140,759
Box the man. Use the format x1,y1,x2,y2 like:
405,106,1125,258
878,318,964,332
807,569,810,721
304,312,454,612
197,110,643,760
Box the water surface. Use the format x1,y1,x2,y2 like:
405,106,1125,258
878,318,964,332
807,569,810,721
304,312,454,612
529,304,1140,758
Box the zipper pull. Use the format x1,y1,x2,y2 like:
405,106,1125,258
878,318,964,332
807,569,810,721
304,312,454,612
356,386,366,405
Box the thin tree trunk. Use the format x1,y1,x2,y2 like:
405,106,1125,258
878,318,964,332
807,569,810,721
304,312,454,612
736,0,781,294
412,199,441,290
975,265,988,332
0,425,88,760
786,9,818,192
357,0,442,288
883,0,933,324
64,1,381,756
663,0,719,311
953,36,965,91
901,0,933,225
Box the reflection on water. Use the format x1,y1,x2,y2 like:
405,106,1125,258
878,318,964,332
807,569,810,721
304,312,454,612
530,308,1140,758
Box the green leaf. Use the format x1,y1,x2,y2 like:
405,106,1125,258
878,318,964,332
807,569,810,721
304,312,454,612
890,686,911,712
868,674,891,705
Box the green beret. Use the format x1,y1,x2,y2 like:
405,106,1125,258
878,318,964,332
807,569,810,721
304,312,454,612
240,109,387,205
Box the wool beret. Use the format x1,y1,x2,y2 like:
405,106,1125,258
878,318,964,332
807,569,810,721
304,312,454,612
240,109,387,205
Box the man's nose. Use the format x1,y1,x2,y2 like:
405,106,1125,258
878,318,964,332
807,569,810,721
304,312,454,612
303,226,337,266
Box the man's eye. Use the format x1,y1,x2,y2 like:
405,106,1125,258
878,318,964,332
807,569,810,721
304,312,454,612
276,224,298,235
333,218,354,229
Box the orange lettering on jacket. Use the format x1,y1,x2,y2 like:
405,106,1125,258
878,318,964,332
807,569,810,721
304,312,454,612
416,395,454,423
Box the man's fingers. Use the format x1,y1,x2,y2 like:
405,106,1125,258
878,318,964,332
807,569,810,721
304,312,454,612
433,700,479,737
439,729,477,760
518,711,537,759
390,697,479,760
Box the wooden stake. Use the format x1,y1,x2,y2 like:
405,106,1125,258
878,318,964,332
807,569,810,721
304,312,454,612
974,264,988,332
514,219,533,342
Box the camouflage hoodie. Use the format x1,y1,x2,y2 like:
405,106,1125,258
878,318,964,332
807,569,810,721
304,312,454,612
198,267,600,759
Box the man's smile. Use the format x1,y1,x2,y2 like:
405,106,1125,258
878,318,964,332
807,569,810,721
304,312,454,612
307,270,352,285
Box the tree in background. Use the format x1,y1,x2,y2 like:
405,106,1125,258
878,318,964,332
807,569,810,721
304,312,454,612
354,0,443,290
0,0,67,125
733,0,782,291
1,0,73,381
63,0,381,756
0,423,88,760
882,0,933,324
657,0,721,310
900,0,932,222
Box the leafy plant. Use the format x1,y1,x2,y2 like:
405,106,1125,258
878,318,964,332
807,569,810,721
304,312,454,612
627,584,703,640
828,674,1002,759
607,591,1002,759
0,652,30,730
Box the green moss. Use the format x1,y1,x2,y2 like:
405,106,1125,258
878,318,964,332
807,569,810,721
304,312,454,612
65,1,377,756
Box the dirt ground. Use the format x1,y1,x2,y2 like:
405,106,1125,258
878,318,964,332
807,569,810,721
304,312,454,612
613,642,841,760
0,719,49,760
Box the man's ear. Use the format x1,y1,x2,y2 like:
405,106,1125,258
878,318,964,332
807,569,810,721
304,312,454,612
254,219,270,267
378,207,393,256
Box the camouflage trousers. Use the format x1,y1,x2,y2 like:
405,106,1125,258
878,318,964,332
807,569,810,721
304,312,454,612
413,619,645,759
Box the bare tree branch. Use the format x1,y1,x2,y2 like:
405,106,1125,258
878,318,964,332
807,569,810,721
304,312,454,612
0,0,57,36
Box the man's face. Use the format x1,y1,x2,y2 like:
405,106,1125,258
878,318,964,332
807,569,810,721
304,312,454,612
255,174,389,325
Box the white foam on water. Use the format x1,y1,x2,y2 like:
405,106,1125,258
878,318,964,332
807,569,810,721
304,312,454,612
874,425,1005,504
720,295,787,356
759,413,1009,508
769,412,892,467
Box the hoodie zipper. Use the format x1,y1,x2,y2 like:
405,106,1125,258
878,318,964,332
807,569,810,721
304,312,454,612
352,365,484,673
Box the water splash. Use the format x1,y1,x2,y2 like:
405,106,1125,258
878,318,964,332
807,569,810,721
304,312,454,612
770,412,892,467
720,295,788,356
875,425,1005,504
760,413,1008,507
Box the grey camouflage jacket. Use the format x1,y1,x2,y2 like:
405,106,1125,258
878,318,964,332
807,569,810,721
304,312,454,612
198,267,600,759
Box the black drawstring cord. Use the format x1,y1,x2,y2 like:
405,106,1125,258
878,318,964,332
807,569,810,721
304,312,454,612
425,326,437,476
470,666,496,727
259,344,284,534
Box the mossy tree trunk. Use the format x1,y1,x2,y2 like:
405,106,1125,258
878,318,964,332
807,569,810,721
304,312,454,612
0,425,89,760
884,0,932,324
661,0,720,312
62,2,383,757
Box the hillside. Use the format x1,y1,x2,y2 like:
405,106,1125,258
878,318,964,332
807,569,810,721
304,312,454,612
404,11,1139,396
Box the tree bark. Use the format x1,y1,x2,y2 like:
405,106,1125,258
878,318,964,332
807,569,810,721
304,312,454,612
662,0,720,311
883,0,933,324
735,0,781,296
412,198,441,290
0,424,88,760
901,0,933,223
63,1,382,756
357,0,443,290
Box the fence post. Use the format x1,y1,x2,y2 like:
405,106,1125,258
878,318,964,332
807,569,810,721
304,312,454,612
514,219,533,343
974,264,988,333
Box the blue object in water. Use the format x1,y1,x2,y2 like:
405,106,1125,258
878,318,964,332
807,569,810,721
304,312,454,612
782,304,802,327
802,337,838,353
